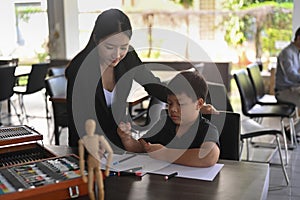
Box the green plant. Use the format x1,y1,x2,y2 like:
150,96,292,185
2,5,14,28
36,52,49,62
223,15,247,47
221,0,292,58
261,4,292,56
171,0,193,8
140,50,161,59
15,7,42,23
221,0,254,48
262,28,292,56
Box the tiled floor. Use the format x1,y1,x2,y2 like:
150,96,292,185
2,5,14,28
1,89,300,199
0,90,68,146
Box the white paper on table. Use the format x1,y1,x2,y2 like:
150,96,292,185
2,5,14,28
151,163,224,181
101,153,223,181
101,153,170,176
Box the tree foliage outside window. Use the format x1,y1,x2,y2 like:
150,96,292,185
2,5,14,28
221,0,293,59
15,7,42,23
172,0,293,58
221,0,257,48
261,3,293,56
171,0,193,8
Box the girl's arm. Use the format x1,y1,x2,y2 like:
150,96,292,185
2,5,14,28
140,140,219,167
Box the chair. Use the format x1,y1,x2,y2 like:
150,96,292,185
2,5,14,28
207,111,240,161
0,64,21,125
205,81,289,185
206,81,233,112
48,66,66,77
233,69,297,148
240,118,289,184
247,63,289,104
45,75,68,145
13,63,49,120
46,66,67,120
49,59,70,67
131,96,165,126
206,82,238,161
0,58,18,66
129,96,165,139
247,63,299,138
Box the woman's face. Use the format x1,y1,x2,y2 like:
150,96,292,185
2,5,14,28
96,32,130,68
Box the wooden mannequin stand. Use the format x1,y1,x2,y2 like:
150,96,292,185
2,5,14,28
78,119,113,200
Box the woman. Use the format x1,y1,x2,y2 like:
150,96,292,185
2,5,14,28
66,9,167,149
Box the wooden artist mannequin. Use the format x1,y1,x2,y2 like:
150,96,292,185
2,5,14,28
79,119,113,200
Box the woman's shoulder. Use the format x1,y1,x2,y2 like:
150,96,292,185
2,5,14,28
65,47,96,79
65,52,85,79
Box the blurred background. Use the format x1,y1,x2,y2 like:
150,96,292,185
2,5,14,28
0,0,298,71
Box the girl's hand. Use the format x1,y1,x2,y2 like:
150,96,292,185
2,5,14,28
139,139,166,160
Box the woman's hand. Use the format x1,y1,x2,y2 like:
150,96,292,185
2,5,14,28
117,122,132,139
118,122,144,152
200,104,219,114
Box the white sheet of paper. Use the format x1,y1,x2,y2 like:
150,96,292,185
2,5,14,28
101,154,223,181
151,163,224,181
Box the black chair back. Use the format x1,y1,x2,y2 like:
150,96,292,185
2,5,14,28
45,75,67,98
48,66,66,77
205,112,240,161
233,70,257,116
45,75,68,145
204,82,240,160
131,96,165,132
0,58,18,66
206,81,233,112
0,65,17,101
247,63,265,100
25,63,49,94
218,112,240,161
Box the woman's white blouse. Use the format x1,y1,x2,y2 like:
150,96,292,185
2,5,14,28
103,88,115,107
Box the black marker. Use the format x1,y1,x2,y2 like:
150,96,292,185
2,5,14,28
110,171,142,177
164,172,178,180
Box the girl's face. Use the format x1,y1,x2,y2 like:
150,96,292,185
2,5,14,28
96,32,130,67
167,93,203,127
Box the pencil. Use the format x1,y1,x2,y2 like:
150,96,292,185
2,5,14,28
113,154,137,165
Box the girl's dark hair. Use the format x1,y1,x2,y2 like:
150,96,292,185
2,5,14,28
167,71,208,102
93,9,132,43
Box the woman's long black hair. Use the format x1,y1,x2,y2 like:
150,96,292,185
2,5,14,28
85,8,132,54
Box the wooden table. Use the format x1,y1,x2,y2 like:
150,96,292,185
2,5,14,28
46,145,270,200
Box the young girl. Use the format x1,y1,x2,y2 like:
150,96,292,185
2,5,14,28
118,71,220,167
